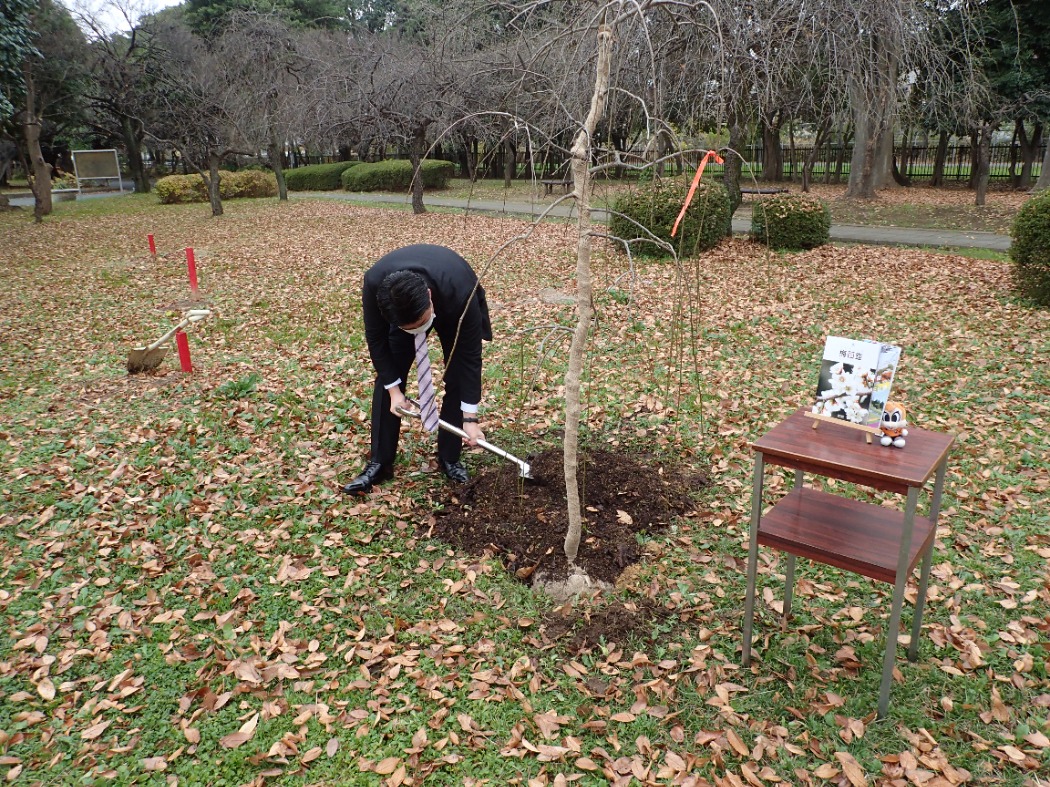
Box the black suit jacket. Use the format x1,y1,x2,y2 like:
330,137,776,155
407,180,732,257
362,244,492,406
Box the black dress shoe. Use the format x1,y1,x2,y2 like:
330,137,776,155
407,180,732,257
341,461,394,495
439,459,469,483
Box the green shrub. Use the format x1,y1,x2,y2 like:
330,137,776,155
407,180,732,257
154,174,208,204
221,169,277,198
154,171,276,204
1010,191,1050,307
340,164,359,190
342,159,455,192
51,173,79,190
750,193,830,250
609,178,731,257
283,161,357,191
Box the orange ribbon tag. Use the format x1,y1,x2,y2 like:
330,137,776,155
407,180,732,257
671,150,724,237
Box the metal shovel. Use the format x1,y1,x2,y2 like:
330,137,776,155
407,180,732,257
127,309,211,374
397,401,535,481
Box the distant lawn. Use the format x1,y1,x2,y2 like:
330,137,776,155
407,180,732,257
5,173,1026,234
437,178,1025,234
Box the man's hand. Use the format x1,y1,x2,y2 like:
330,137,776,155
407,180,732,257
462,420,484,446
388,387,409,417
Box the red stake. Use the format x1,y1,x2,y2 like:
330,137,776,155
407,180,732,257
175,329,193,372
186,247,198,293
148,234,156,256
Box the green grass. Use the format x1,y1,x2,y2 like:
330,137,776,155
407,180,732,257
0,197,1047,785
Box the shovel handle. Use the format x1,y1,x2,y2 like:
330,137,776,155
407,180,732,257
145,309,212,351
396,403,532,478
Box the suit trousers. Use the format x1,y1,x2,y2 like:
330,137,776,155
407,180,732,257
369,327,465,467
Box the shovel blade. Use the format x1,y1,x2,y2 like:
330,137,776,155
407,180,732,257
127,346,168,374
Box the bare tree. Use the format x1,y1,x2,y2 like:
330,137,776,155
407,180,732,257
499,0,735,568
149,18,264,215
78,2,166,195
210,12,306,201
816,1,968,200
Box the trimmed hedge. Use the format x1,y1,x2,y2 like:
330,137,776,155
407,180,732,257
609,178,731,257
154,170,278,204
223,170,278,199
1010,190,1050,307
154,174,207,204
750,193,830,250
342,159,455,192
284,161,358,191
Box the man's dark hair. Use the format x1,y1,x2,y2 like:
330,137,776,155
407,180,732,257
376,271,429,326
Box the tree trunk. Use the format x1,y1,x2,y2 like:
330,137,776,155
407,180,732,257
967,130,979,190
723,115,745,216
502,135,515,188
845,102,879,199
898,126,912,176
268,141,288,201
22,64,52,221
409,124,427,215
846,36,898,199
1008,120,1020,187
205,152,223,216
931,130,949,187
802,121,831,193
1035,141,1050,192
975,121,992,206
563,22,613,567
122,116,150,194
760,117,784,182
833,130,850,184
1018,121,1042,191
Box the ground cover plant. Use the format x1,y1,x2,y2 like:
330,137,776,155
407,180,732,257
0,196,1048,786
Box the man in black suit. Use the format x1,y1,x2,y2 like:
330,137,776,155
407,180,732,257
342,244,493,495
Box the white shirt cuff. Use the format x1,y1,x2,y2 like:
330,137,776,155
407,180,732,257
384,379,402,390
461,402,479,413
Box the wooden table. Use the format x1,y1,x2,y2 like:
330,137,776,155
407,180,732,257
741,409,954,717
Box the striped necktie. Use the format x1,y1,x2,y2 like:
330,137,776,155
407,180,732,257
413,331,439,432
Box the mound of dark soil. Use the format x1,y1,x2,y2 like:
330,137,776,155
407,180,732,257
433,448,706,586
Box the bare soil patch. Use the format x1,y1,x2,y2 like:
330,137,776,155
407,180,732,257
432,448,706,589
541,598,672,655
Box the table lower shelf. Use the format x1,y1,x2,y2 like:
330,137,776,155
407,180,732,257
758,487,935,584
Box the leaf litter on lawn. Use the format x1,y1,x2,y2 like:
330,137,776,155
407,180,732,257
1,199,1048,785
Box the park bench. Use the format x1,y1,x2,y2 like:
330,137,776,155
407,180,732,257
541,178,573,195
740,187,790,197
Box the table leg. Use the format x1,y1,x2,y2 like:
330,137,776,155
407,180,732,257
782,470,804,627
742,453,765,667
909,458,947,661
877,486,919,718
782,554,796,630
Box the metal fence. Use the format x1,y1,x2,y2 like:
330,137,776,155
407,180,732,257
288,142,1045,184
672,143,1046,183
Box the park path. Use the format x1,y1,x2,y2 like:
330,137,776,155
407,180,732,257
301,191,1011,252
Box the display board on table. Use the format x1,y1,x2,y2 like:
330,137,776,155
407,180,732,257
809,335,901,437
